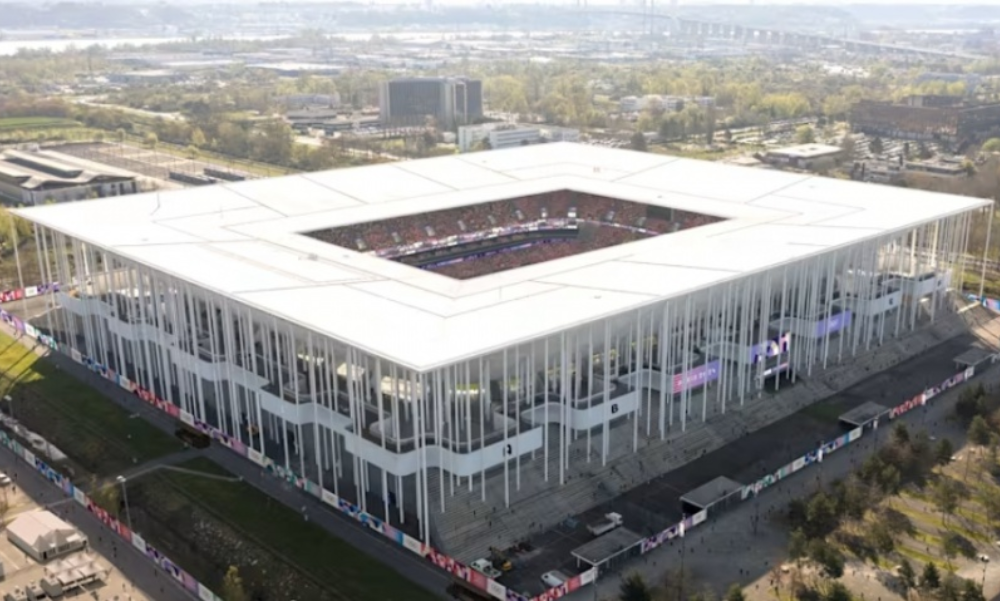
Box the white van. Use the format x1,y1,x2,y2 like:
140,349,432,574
470,558,502,580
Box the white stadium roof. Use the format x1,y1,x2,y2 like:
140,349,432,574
16,143,989,371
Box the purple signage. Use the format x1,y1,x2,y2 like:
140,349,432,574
749,332,791,364
814,310,852,337
672,360,721,394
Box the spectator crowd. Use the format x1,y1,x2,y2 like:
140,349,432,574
306,190,725,279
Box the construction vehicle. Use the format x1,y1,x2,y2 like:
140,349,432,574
488,547,513,572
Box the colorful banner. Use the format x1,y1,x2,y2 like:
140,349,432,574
969,294,1000,312
672,361,721,395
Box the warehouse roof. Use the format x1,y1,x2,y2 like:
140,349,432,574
14,143,989,371
0,148,137,190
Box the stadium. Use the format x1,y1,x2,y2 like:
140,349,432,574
10,143,990,598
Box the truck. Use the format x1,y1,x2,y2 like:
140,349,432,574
587,512,624,537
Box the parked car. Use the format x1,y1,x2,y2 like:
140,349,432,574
470,558,502,580
541,571,567,588
0,472,11,486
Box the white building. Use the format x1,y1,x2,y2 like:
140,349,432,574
7,511,87,562
13,143,984,584
458,123,579,152
619,95,716,113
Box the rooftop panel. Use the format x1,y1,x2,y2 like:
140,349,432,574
14,143,990,370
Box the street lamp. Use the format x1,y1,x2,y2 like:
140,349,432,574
116,475,132,532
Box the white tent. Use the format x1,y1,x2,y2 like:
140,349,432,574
6,511,87,562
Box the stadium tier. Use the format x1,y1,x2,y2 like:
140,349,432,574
11,143,989,597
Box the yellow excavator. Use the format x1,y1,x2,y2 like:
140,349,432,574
488,547,513,572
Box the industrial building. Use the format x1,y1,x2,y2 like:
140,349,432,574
850,95,1000,143
379,77,483,128
13,143,985,596
0,148,139,205
764,143,843,170
457,123,580,152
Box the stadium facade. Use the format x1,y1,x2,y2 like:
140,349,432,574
13,144,988,560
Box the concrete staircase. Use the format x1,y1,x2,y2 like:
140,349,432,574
430,304,994,563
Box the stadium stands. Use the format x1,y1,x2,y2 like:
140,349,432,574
307,191,723,279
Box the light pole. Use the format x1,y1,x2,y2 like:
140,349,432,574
116,475,132,532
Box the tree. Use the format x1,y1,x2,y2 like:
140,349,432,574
898,558,916,591
867,519,896,555
969,415,992,446
190,127,207,148
630,132,648,152
808,538,845,579
805,492,838,538
983,138,1000,153
724,584,745,601
619,572,652,601
794,125,816,144
143,131,158,149
788,528,809,565
961,578,986,601
921,561,941,589
980,485,1000,523
935,438,955,465
220,566,248,601
824,582,852,601
892,422,910,446
877,464,902,497
942,532,961,567
931,478,960,524
940,574,963,601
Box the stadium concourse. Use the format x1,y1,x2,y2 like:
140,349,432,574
8,143,992,600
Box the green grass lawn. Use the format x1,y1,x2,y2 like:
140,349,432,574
134,457,438,601
0,329,181,477
0,117,81,132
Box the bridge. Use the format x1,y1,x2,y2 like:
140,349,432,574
580,8,985,61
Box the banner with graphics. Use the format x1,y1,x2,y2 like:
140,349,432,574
673,361,721,394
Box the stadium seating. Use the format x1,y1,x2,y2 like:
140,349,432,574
308,192,725,260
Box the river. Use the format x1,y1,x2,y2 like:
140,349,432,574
0,30,536,56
